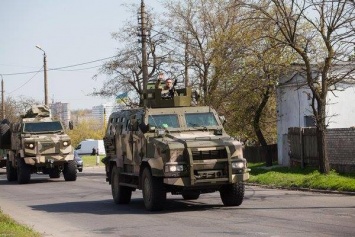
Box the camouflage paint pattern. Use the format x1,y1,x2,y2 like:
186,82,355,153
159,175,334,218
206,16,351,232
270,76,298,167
8,105,74,168
103,99,249,189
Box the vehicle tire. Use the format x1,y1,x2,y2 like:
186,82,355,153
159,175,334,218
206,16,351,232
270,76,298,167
182,191,200,200
6,160,17,182
142,167,166,211
63,160,77,181
219,182,245,206
111,166,132,204
49,168,61,178
17,157,31,184
0,120,11,149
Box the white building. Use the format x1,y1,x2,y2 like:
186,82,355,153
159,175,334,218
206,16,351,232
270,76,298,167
276,66,355,166
92,103,123,125
50,102,71,128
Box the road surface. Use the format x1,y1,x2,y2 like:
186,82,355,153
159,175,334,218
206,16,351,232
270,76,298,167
0,166,354,237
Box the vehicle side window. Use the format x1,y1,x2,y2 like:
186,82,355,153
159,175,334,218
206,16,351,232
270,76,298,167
126,119,130,131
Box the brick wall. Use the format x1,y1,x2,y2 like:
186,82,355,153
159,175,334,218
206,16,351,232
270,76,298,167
326,128,355,173
288,127,355,173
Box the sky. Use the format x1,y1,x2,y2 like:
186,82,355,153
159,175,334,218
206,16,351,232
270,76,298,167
0,0,164,110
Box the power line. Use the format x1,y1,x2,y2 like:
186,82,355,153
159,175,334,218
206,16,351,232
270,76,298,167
8,67,43,94
1,55,116,76
54,65,102,72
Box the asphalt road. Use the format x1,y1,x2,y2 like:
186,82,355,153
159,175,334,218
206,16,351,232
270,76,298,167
0,166,354,237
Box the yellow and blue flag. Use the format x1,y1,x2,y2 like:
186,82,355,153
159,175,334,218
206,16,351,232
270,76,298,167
116,92,128,104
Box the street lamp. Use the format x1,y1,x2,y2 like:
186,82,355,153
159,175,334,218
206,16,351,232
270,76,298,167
36,45,48,106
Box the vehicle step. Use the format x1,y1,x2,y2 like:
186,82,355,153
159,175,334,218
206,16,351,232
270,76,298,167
119,182,138,189
120,172,139,177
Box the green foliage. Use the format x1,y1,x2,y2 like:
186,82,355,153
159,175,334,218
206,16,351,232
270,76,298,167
0,209,41,237
248,163,355,192
66,119,105,148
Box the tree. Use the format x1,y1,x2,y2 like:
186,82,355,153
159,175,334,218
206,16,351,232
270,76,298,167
209,4,296,165
1,96,40,122
66,118,105,148
162,0,293,149
93,3,178,106
244,0,355,173
164,0,243,104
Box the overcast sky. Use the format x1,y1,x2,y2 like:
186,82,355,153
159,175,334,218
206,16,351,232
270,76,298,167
0,0,164,110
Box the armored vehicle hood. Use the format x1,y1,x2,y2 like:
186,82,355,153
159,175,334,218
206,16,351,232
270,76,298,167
150,131,243,159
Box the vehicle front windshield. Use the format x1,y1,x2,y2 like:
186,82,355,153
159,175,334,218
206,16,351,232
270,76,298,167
23,121,64,133
185,112,218,127
148,114,179,128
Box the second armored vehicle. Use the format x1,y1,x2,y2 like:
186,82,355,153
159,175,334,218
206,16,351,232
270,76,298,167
2,105,76,184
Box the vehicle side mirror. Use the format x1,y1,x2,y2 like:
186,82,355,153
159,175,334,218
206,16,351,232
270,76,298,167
219,116,226,126
131,119,139,131
139,122,149,133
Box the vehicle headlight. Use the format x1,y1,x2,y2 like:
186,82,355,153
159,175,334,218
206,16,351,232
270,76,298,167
232,161,245,169
62,141,71,146
25,143,35,149
165,164,185,172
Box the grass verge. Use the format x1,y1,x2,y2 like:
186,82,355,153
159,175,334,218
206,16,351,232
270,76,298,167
81,155,105,167
247,163,355,192
0,209,41,237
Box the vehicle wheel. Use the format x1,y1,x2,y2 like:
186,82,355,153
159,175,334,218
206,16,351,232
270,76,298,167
182,191,200,200
17,158,31,184
0,120,11,149
6,160,17,182
142,167,166,211
111,166,132,204
219,182,245,206
63,160,77,181
49,168,61,178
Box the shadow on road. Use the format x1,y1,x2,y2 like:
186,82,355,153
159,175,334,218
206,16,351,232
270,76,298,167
29,197,226,215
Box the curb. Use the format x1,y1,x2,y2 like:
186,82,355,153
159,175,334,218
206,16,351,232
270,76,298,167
246,182,355,196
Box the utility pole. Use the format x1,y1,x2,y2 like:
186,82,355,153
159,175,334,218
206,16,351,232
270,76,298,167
184,33,189,87
1,75,4,119
139,0,149,106
36,45,48,106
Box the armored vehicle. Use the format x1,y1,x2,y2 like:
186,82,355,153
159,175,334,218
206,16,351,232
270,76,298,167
103,87,249,211
1,105,76,184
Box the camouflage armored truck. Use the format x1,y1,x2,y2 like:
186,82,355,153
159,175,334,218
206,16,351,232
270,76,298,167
103,87,249,211
1,105,76,184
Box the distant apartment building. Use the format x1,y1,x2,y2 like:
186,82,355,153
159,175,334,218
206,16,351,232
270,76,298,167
92,103,123,126
50,102,71,128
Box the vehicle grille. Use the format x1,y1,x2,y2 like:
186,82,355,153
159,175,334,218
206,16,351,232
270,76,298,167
191,148,227,160
39,142,59,154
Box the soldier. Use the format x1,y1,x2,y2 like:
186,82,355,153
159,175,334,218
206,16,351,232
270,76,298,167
155,73,176,99
155,73,173,90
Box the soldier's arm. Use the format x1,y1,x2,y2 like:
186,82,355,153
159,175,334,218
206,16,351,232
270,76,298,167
155,79,162,89
155,73,164,89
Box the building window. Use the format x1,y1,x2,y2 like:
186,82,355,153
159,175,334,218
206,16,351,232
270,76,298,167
304,115,316,127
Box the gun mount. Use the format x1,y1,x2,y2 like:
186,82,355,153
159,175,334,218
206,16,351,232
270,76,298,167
145,87,192,108
22,105,50,118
